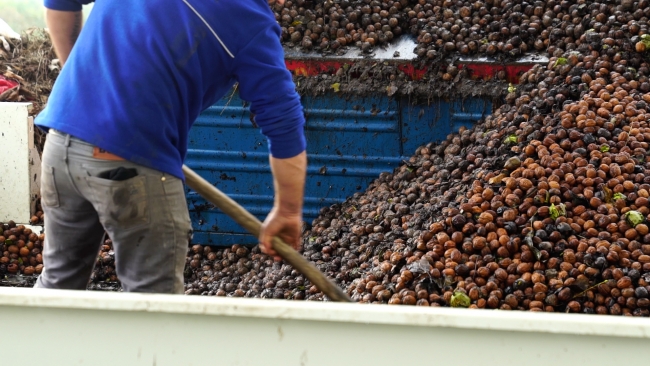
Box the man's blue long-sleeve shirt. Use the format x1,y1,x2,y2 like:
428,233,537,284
36,0,306,180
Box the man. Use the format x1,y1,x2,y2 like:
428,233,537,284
34,0,307,294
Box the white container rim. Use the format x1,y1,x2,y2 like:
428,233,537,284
0,287,648,339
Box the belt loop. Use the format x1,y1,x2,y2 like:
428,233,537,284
64,133,71,147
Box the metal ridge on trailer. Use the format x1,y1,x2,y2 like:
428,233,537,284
0,287,647,365
283,37,549,83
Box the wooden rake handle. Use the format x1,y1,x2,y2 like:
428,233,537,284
182,165,352,303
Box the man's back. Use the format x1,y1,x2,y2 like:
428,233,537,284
36,0,306,180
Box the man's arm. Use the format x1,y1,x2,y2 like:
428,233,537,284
231,24,307,259
259,152,307,260
45,8,82,67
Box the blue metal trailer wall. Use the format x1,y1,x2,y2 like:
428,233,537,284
185,92,492,245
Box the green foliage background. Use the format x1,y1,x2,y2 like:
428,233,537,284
0,0,93,33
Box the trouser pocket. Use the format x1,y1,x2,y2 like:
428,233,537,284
162,175,193,241
85,174,150,230
41,163,60,207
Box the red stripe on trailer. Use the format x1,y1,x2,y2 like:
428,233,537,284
284,59,534,84
285,59,429,80
396,63,428,80
285,60,351,77
459,63,532,84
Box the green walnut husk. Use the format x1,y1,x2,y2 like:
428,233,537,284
504,134,517,145
554,57,567,67
450,291,471,308
549,203,566,220
625,210,644,227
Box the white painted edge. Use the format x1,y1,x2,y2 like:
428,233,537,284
284,36,418,60
0,102,33,109
0,287,649,339
457,54,550,65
